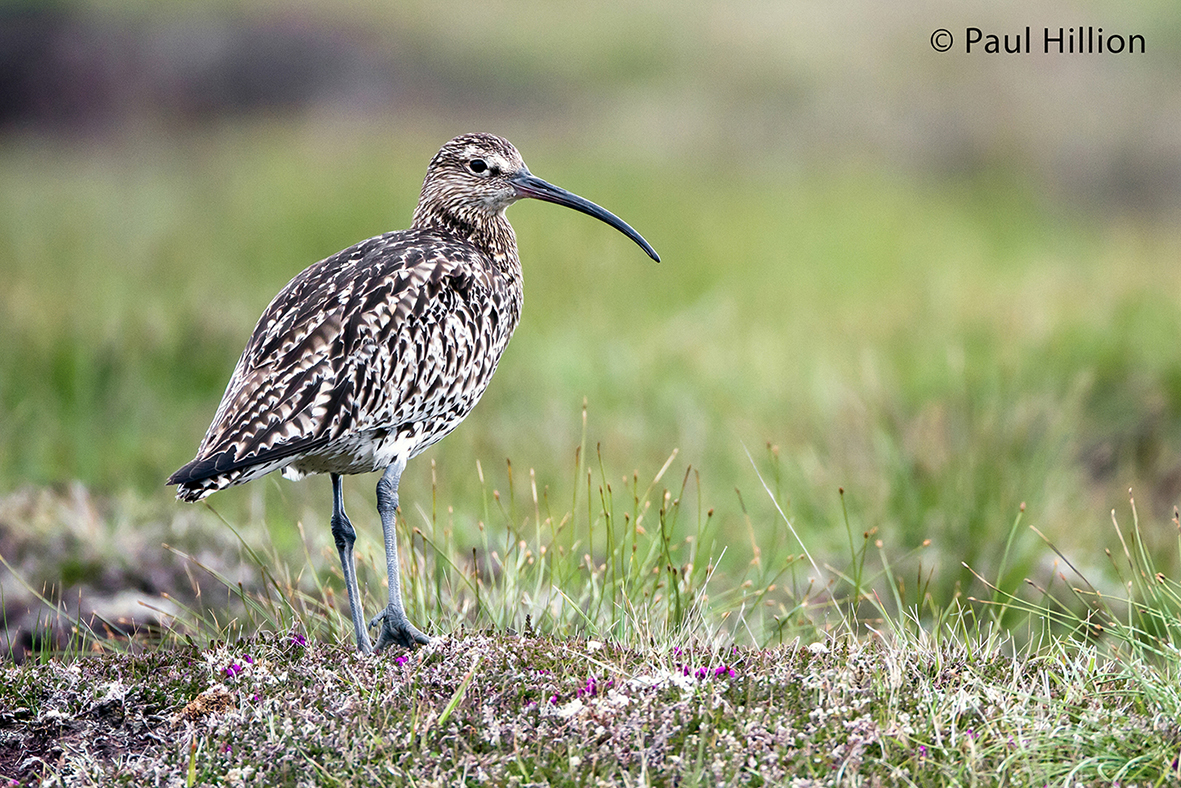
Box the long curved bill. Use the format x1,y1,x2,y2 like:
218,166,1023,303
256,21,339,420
510,170,660,262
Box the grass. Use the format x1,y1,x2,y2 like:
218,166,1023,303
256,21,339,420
3,93,1181,783
4,454,1181,784
4,121,1181,608
6,632,1178,785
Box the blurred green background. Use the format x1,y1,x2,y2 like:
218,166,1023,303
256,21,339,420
2,0,1181,612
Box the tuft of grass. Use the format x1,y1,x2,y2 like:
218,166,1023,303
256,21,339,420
155,422,818,653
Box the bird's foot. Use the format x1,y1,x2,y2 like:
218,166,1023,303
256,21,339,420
368,605,432,651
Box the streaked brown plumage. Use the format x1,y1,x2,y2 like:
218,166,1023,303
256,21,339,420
168,133,658,652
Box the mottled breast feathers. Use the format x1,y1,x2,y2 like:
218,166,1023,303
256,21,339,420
169,228,522,499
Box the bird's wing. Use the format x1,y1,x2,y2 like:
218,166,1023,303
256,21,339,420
170,229,505,485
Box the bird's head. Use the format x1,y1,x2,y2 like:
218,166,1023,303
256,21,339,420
414,133,659,262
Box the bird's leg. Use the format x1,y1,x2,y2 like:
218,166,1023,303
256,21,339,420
369,459,432,650
331,473,373,653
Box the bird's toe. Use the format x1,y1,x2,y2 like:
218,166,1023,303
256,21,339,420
369,606,430,651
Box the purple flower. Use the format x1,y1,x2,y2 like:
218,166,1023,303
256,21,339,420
244,654,254,665
577,676,599,698
222,743,232,754
694,667,708,679
394,654,408,667
714,665,736,678
289,632,307,648
226,663,243,678
549,693,559,704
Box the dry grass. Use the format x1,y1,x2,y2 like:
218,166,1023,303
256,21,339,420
3,629,1178,786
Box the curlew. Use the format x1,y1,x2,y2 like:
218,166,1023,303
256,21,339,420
168,133,659,652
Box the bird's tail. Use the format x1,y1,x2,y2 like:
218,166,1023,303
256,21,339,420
168,455,246,502
170,479,220,503
168,442,310,502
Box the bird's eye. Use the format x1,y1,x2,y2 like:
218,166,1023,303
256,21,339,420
468,159,488,174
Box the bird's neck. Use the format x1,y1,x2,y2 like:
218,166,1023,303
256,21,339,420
412,205,521,276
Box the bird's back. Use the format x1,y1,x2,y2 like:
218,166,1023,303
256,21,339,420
169,227,523,501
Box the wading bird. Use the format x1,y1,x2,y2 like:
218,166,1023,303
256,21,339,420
168,133,659,652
